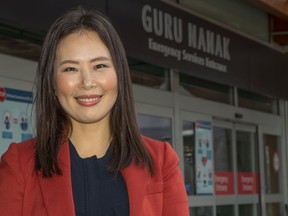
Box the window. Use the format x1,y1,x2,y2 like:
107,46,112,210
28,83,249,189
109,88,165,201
263,134,281,194
137,114,172,143
128,58,170,90
179,73,233,104
216,205,234,216
190,206,213,216
238,89,279,114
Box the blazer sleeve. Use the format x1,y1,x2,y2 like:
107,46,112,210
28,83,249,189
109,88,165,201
162,143,189,216
0,143,25,215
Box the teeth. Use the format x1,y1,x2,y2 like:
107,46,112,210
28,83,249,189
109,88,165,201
78,98,98,102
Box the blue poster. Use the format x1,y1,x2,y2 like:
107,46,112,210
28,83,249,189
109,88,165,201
195,120,214,195
0,87,34,156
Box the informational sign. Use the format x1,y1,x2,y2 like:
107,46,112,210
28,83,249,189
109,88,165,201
195,120,213,195
108,0,288,100
215,171,234,195
0,87,33,156
237,172,259,194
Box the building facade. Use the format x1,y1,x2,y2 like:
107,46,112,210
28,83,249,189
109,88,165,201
0,0,287,215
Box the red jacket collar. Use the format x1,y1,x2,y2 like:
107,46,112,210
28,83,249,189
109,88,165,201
38,140,148,216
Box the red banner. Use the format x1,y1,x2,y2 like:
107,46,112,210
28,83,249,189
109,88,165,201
237,172,259,194
215,172,234,195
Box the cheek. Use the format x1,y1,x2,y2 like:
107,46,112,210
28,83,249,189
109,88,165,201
101,73,118,92
55,75,77,96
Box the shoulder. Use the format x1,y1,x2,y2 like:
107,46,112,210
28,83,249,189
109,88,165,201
3,138,36,159
141,135,179,170
0,138,36,175
142,135,178,157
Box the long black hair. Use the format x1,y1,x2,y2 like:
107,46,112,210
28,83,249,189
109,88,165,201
34,8,154,177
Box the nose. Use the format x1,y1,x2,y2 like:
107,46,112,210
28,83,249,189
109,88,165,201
79,68,96,90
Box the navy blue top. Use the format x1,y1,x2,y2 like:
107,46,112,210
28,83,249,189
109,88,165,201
69,140,130,216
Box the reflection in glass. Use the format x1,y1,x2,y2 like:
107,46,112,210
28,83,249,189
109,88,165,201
179,73,233,104
239,204,260,216
266,203,281,216
216,205,234,216
236,130,259,195
236,130,258,172
213,127,234,195
137,114,172,143
190,206,213,216
128,58,170,90
264,134,281,194
182,120,196,195
238,89,279,114
214,127,233,172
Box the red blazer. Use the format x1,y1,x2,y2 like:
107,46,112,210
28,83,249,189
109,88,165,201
0,136,189,216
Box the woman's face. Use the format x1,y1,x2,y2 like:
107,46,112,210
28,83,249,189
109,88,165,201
54,30,118,126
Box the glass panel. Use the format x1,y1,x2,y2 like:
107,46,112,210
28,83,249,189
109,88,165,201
264,134,281,194
128,58,170,90
179,73,233,104
239,204,260,216
182,120,196,195
190,206,213,216
216,205,234,216
236,130,259,195
266,203,281,216
214,127,233,171
213,127,234,195
238,89,279,114
137,114,172,143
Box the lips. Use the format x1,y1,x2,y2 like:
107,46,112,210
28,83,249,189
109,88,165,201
76,95,101,106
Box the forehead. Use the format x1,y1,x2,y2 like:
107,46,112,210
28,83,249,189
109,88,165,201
55,30,112,59
58,30,103,47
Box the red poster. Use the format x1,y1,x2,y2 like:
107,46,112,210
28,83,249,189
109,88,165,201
215,172,234,195
237,172,259,194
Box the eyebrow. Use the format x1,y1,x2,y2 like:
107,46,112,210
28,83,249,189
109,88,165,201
59,56,111,66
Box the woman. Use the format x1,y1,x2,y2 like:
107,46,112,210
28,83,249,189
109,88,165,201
0,8,189,216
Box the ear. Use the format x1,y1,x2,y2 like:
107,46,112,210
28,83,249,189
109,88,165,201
52,86,58,97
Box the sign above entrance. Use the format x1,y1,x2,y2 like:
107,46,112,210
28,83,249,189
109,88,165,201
108,0,235,77
107,0,287,99
142,4,231,73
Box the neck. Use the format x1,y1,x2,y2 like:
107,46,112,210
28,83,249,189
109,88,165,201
69,121,111,158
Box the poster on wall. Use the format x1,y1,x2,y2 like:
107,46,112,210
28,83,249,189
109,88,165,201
195,120,214,195
215,171,234,195
0,87,33,156
237,172,259,194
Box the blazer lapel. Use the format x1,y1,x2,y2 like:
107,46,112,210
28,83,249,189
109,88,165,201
121,163,149,216
38,141,75,216
37,141,149,216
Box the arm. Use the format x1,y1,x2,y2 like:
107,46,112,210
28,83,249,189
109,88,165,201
0,143,24,215
162,143,189,216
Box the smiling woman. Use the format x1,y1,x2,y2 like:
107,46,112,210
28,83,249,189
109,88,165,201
54,30,118,133
0,7,189,216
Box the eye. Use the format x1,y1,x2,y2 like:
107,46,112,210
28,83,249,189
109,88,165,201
94,64,107,69
63,67,78,72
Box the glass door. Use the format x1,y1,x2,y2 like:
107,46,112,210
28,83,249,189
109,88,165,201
213,121,260,216
235,124,260,216
213,120,235,216
213,121,284,216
